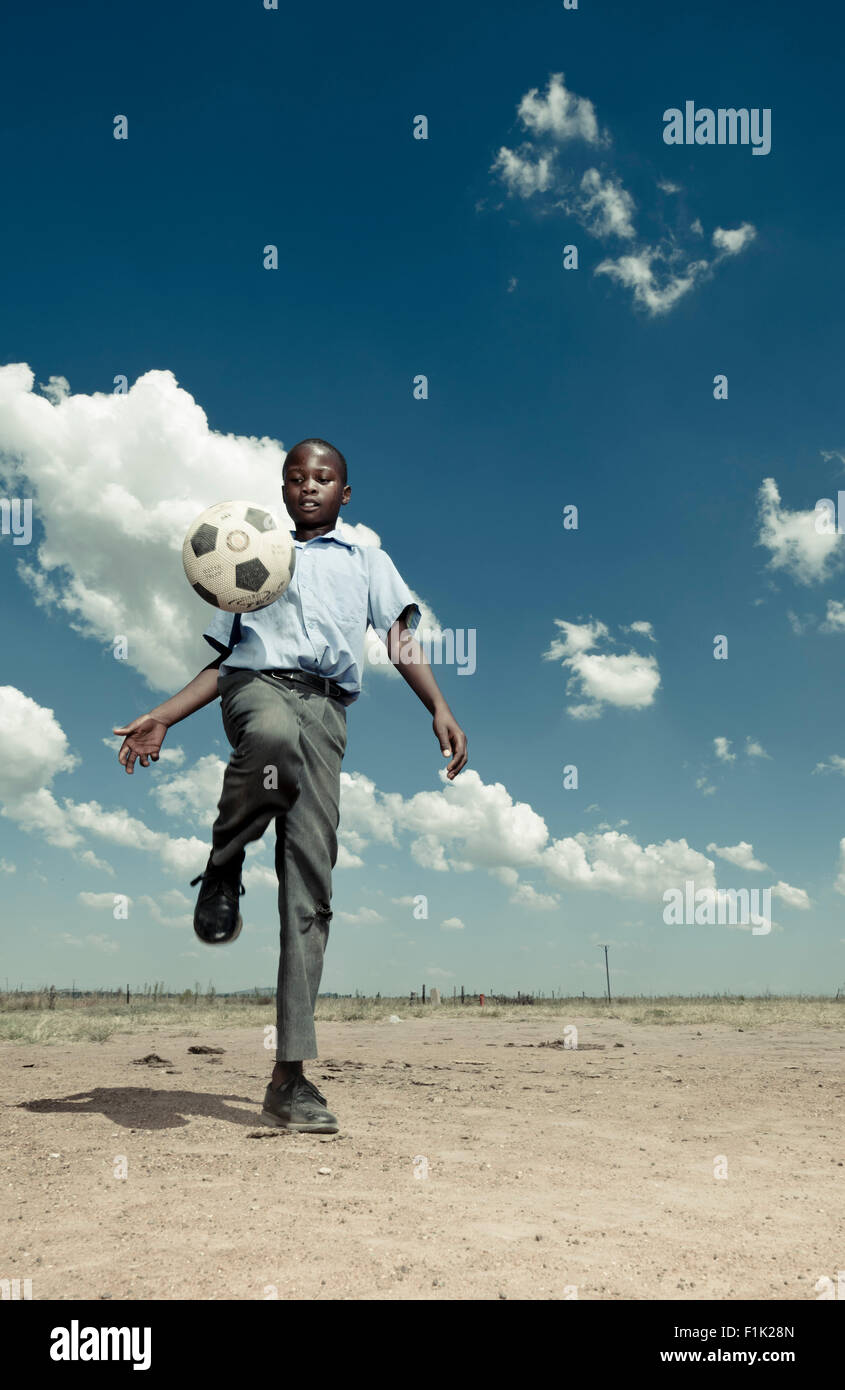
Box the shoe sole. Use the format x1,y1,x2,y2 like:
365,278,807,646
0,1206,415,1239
259,1108,338,1134
193,913,243,946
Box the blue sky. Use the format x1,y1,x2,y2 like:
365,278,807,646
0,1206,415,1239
1,0,844,996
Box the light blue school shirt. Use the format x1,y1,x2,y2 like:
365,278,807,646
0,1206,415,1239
202,527,421,706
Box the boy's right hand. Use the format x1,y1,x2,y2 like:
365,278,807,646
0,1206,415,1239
113,716,169,774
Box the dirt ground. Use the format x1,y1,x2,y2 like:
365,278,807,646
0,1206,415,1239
2,1013,843,1301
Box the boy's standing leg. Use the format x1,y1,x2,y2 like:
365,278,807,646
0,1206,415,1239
270,683,347,1064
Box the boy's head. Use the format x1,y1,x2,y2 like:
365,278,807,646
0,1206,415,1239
282,438,351,534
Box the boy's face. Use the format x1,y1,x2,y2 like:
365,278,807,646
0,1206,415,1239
282,446,350,536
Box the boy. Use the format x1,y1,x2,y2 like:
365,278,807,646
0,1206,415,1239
113,438,468,1134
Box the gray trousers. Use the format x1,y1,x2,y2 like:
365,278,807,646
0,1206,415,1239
210,669,347,1061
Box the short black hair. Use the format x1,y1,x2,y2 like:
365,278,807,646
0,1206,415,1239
283,438,347,487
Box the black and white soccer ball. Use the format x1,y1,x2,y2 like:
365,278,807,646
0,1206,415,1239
182,500,295,612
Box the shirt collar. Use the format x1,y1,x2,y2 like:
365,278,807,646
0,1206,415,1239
289,525,355,550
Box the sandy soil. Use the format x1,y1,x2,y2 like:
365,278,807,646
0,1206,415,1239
2,1013,843,1300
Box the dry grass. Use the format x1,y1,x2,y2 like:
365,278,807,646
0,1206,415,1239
0,991,842,1045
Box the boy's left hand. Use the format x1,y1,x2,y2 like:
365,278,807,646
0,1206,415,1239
434,709,467,779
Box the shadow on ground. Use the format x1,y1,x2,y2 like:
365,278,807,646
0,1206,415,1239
17,1088,260,1130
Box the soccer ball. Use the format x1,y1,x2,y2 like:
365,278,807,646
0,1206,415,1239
182,500,295,612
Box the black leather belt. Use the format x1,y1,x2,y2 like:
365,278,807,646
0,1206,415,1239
264,668,347,701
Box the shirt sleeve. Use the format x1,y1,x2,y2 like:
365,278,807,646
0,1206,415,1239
366,547,421,640
202,610,242,656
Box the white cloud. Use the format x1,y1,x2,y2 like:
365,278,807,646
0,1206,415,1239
706,841,769,872
594,224,755,317
757,477,843,586
490,146,554,197
542,618,660,718
516,72,605,145
821,600,845,632
398,770,550,872
78,891,130,909
150,754,226,827
714,737,735,763
80,849,114,875
440,917,465,931
572,169,636,239
335,844,364,870
712,223,756,255
745,737,771,760
813,754,845,776
594,246,712,316
157,746,186,767
0,858,16,873
509,881,559,910
771,880,810,909
339,763,728,910
138,894,193,929
0,366,433,694
487,76,756,317
626,620,655,640
336,907,384,924
65,799,207,875
542,830,715,899
0,686,78,802
242,862,278,890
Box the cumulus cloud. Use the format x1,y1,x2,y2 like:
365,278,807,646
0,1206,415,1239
242,862,278,890
821,600,845,632
137,894,193,930
508,881,559,910
490,146,554,197
335,764,729,909
542,618,660,718
745,737,771,759
706,841,769,871
517,72,605,145
569,169,636,239
770,881,810,909
151,754,226,827
440,917,465,931
594,246,712,315
542,830,715,899
0,686,78,803
594,225,755,316
0,685,209,877
712,222,756,254
713,737,735,763
0,366,433,694
757,477,844,586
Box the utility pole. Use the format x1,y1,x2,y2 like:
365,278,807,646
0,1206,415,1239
599,945,611,1003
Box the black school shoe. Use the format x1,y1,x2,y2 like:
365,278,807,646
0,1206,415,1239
190,854,245,945
260,1074,339,1133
